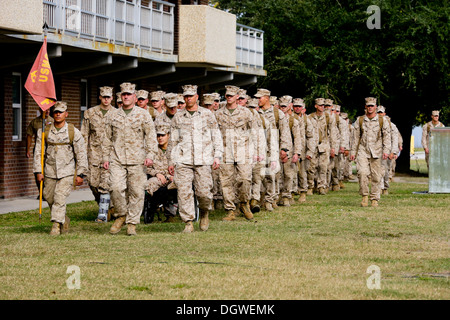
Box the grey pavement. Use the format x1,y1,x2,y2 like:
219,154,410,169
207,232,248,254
0,187,95,215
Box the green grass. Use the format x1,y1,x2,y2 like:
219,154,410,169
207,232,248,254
0,180,449,300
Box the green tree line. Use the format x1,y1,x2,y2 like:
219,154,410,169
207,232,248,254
214,0,449,171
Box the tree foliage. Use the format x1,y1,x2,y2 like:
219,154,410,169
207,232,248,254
214,0,449,170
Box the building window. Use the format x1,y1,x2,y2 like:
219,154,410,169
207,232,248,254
80,79,88,125
12,72,22,141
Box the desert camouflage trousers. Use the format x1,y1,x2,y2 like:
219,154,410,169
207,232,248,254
356,156,382,201
219,163,252,211
307,150,330,189
380,158,392,190
281,160,297,198
251,161,264,201
88,164,111,204
174,163,213,222
109,162,146,225
296,159,309,193
44,175,74,224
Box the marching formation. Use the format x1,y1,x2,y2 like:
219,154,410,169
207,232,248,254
33,82,442,236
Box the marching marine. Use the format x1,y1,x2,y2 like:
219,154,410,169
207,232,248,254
33,101,88,235
102,82,158,236
350,97,391,207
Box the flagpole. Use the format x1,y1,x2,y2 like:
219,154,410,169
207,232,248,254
38,23,49,224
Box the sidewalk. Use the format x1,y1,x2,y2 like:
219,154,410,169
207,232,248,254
0,188,95,215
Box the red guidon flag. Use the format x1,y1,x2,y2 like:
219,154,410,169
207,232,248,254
24,37,56,111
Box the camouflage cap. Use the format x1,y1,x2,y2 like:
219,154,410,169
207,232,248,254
120,82,136,94
324,99,333,106
238,89,247,98
155,125,170,135
293,98,305,107
177,94,185,103
334,105,341,112
432,110,440,116
99,86,113,97
254,88,271,97
164,92,178,108
182,84,198,96
365,97,377,106
202,94,215,105
53,101,67,112
151,90,165,101
116,92,123,103
224,85,239,96
247,98,259,108
211,92,221,101
279,95,293,106
377,105,385,113
270,96,278,105
315,98,325,106
136,89,149,100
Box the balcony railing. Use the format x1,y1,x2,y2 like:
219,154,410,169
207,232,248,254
42,1,264,70
236,24,264,69
43,0,175,54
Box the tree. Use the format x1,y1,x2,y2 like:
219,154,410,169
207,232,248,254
215,0,449,172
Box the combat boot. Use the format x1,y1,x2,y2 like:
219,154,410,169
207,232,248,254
298,192,306,203
319,187,327,195
109,216,126,235
281,197,291,207
214,199,224,210
222,210,236,221
127,224,137,236
361,196,369,207
264,202,274,212
250,199,260,213
49,222,61,236
199,210,209,231
339,181,345,189
382,189,389,195
272,202,279,209
239,202,253,220
332,184,340,191
182,221,194,233
371,200,379,207
61,216,70,234
306,188,313,196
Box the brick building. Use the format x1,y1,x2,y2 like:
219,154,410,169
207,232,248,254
0,0,265,199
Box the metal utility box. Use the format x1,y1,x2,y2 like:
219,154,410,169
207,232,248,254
429,127,450,193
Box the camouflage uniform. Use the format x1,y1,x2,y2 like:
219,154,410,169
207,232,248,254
168,100,223,223
421,112,445,170
80,102,113,203
331,107,350,189
341,113,354,180
307,100,338,192
281,111,302,203
390,128,403,180
215,95,258,214
380,114,399,193
33,106,88,225
247,100,268,209
102,104,158,226
293,103,318,197
259,105,292,205
351,98,391,204
26,113,54,192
